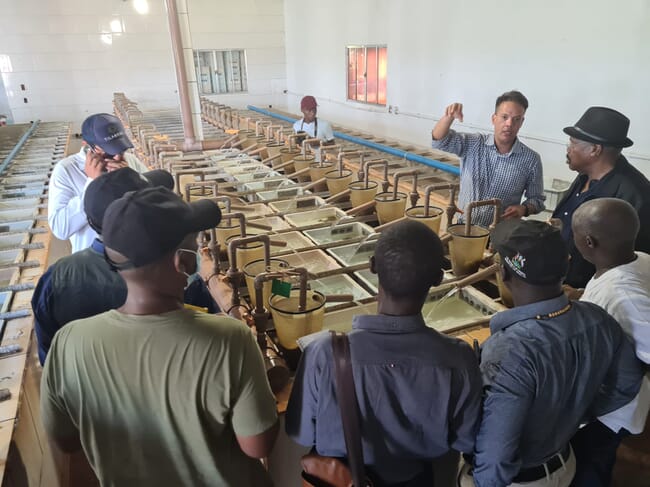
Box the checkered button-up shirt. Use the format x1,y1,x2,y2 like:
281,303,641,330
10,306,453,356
432,130,545,227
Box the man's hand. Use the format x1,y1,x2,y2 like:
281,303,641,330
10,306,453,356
432,102,464,140
444,102,464,122
562,284,584,301
502,204,527,219
105,160,128,172
84,150,107,179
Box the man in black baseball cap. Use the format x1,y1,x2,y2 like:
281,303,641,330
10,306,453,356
48,113,150,253
461,219,643,487
32,168,173,365
553,106,650,288
41,187,279,487
102,187,221,270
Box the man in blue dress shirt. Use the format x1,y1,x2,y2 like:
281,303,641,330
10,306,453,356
286,220,483,486
459,219,643,487
431,91,545,227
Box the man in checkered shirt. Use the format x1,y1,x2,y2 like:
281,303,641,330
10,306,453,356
431,91,545,228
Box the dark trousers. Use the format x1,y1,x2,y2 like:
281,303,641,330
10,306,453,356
570,420,630,487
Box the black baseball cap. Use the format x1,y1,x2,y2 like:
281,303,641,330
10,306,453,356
81,113,134,156
84,168,174,233
103,187,222,269
491,219,569,284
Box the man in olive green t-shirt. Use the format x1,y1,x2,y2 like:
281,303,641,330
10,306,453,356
41,188,278,486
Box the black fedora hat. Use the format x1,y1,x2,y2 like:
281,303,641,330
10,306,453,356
564,106,633,148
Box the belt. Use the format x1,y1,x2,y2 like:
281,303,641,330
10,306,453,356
513,444,571,483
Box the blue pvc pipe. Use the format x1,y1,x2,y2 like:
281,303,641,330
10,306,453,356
0,120,41,176
246,105,460,176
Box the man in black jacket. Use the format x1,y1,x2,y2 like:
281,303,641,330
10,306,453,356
553,106,650,288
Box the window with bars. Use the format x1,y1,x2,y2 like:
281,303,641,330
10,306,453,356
194,49,248,95
346,45,387,106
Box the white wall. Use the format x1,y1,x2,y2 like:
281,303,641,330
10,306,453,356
0,0,178,127
283,0,650,180
0,0,287,129
189,0,287,110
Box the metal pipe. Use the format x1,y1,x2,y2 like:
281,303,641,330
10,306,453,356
464,198,502,235
220,212,247,237
0,120,40,176
302,137,320,158
336,150,364,177
226,234,272,308
184,181,218,202
423,183,459,225
392,169,420,207
363,159,390,192
165,0,229,151
247,105,460,176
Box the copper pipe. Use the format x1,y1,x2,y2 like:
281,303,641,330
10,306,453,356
254,267,309,313
184,181,218,202
374,215,408,232
464,198,502,235
266,124,283,140
301,177,327,192
362,159,390,191
423,183,459,227
302,137,320,158
452,263,500,288
392,169,420,207
346,199,376,215
174,169,205,196
336,150,364,177
208,228,220,276
285,166,311,180
213,195,232,214
220,212,247,237
255,120,272,136
226,235,272,308
261,153,283,167
325,188,352,203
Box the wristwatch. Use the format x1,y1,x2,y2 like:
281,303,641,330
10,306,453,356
523,204,530,217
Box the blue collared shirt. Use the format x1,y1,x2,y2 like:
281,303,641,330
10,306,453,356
286,313,482,484
432,131,545,227
473,294,643,487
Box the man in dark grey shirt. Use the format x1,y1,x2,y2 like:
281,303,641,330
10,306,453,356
286,220,482,485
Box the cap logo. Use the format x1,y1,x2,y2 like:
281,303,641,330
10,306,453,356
505,252,527,279
103,124,124,142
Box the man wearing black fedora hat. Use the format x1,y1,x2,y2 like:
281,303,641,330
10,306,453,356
553,106,650,288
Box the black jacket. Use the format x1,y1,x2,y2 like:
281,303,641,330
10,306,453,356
553,156,650,288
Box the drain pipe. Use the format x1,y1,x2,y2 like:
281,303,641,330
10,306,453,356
0,120,40,176
246,105,461,177
165,0,224,152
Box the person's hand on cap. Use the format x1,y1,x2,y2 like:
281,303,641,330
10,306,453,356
444,103,464,123
84,148,107,179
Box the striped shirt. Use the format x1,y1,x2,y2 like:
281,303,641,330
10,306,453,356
432,130,545,227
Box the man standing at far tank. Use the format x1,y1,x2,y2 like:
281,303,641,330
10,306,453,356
431,91,545,228
48,113,148,253
293,95,335,162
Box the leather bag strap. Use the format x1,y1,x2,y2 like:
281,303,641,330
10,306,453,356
331,330,367,487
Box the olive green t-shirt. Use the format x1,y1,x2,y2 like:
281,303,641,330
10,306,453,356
41,308,277,487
